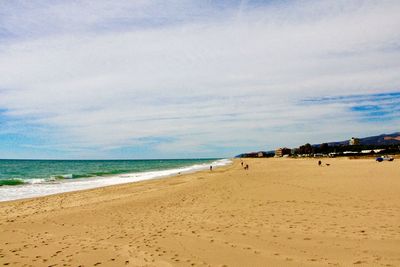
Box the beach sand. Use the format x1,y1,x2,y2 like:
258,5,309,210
1,158,399,266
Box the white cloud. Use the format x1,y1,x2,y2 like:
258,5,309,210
0,0,399,158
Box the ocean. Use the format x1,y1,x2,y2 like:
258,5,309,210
0,158,231,202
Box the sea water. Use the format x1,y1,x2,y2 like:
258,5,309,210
0,158,231,202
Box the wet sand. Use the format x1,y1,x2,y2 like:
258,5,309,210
1,158,399,266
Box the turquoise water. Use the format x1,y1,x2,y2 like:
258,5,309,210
0,159,218,186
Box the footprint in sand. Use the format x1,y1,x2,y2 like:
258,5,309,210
353,260,366,264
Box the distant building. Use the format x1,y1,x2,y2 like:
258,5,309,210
275,147,291,157
329,152,339,157
361,150,373,154
343,151,358,155
349,137,360,145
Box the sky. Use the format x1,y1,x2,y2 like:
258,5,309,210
0,0,399,159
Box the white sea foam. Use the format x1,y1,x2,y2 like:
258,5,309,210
0,159,232,202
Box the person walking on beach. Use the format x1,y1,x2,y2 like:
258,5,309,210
210,165,213,171
318,160,322,166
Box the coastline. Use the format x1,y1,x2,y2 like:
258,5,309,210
0,158,231,202
1,158,399,266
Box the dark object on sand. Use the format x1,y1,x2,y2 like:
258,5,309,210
326,163,330,166
376,156,394,162
318,160,322,166
244,164,249,170
210,166,213,171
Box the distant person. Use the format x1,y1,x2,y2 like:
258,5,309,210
318,160,322,166
210,166,213,171
241,161,244,167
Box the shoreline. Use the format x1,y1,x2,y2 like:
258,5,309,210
0,159,237,215
1,158,399,266
0,158,231,202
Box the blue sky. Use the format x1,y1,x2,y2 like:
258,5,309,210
303,91,400,123
0,0,400,159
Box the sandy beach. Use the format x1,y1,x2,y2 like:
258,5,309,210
1,158,399,266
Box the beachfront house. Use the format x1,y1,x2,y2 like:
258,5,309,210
349,137,360,145
361,150,373,154
275,147,291,157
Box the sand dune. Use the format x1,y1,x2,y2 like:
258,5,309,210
1,158,399,266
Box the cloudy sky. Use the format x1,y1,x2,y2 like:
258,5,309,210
0,0,399,159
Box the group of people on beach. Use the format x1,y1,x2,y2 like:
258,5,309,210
241,161,249,170
318,160,330,167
